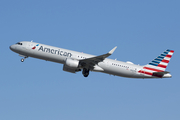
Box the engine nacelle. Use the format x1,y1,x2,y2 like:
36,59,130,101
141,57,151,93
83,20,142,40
65,58,79,68
63,58,80,73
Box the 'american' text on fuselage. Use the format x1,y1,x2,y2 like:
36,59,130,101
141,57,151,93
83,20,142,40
38,46,72,57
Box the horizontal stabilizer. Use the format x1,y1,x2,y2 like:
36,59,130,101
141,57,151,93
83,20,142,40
152,71,170,78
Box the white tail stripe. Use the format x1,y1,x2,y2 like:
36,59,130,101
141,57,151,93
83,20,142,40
160,62,168,66
164,57,171,61
144,65,165,71
168,52,173,55
143,69,157,73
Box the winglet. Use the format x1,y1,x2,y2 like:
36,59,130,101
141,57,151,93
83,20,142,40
109,46,117,54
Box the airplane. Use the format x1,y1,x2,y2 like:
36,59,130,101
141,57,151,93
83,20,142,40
10,41,174,78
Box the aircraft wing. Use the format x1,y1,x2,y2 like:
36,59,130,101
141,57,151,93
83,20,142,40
79,46,117,68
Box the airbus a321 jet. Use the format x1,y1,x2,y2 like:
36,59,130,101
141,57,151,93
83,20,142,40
10,41,174,78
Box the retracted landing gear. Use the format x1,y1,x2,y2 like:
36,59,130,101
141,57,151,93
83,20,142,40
21,56,28,62
82,68,90,77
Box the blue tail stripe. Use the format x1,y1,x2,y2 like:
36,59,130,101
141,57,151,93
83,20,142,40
149,63,158,66
157,56,164,59
164,52,169,54
148,49,174,67
161,54,167,56
154,58,163,61
152,60,160,64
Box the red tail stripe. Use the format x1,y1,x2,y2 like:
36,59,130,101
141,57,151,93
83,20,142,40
158,64,167,68
138,70,153,76
143,67,164,72
170,50,174,53
166,54,172,58
161,59,169,63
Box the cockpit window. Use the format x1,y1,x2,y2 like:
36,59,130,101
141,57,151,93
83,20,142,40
16,42,23,45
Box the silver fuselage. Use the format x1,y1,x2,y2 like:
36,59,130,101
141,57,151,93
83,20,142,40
10,41,171,78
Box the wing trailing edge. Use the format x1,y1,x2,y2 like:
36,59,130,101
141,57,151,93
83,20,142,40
79,46,117,69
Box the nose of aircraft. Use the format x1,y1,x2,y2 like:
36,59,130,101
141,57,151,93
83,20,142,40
9,45,15,51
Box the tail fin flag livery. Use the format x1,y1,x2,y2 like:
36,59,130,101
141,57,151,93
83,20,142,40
139,49,174,77
10,41,174,79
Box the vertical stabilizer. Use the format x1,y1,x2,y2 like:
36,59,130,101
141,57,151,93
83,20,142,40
138,49,174,77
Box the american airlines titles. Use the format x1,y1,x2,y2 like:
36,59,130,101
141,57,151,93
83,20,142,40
38,46,72,57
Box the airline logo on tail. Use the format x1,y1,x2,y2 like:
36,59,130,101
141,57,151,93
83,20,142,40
139,49,174,77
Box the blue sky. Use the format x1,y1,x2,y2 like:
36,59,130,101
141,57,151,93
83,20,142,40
1,0,179,120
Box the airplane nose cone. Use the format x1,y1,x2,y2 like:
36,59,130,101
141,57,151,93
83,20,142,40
9,45,15,51
9,45,12,50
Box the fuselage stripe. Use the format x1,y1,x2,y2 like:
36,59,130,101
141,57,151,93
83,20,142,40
138,70,153,76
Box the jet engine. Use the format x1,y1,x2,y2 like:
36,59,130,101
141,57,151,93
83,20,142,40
65,58,79,68
63,58,81,73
